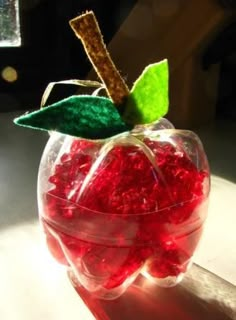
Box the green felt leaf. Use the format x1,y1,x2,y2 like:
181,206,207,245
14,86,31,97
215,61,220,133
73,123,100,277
14,95,131,139
123,60,169,125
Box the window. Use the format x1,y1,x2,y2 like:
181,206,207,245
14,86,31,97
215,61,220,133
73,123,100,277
0,0,21,46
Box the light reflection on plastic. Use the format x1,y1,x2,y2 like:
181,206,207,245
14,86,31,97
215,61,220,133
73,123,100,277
0,0,21,47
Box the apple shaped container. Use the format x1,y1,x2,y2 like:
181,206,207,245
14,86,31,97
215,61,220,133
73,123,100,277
13,11,211,301
37,118,210,300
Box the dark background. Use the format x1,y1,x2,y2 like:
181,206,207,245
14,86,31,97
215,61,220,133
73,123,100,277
0,0,137,111
1,0,236,120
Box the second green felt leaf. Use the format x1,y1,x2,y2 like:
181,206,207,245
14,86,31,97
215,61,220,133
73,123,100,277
123,60,169,125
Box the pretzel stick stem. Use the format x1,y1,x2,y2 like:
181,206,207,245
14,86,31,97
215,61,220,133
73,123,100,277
69,11,130,106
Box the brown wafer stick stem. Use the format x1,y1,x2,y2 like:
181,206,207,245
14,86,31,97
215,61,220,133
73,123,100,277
69,11,130,106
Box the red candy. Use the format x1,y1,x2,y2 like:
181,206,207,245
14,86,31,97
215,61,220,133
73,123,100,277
41,133,209,297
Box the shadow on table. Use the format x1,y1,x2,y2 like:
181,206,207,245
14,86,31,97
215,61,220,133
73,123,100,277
69,264,236,320
0,112,48,230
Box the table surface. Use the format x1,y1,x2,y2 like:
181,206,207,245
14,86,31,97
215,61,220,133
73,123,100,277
0,112,236,319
